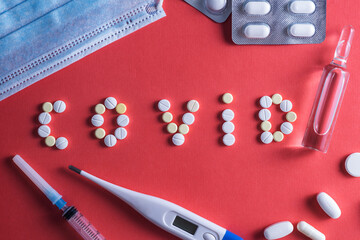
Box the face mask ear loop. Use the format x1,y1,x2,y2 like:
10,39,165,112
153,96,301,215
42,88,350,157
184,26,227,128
157,0,164,10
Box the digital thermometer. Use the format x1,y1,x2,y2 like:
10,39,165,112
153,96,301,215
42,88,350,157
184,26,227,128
69,166,244,240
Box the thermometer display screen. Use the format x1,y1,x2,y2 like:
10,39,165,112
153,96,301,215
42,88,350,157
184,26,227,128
172,216,198,235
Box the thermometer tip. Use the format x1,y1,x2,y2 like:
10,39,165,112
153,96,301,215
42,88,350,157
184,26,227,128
69,165,82,174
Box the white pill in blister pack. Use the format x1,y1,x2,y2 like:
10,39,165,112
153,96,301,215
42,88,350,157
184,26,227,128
91,114,104,127
244,24,271,39
259,109,271,121
222,122,235,134
104,97,117,110
205,0,227,12
55,137,68,150
317,192,341,219
38,125,51,138
182,113,195,125
289,23,316,38
158,99,171,112
289,1,316,14
53,100,66,113
260,96,272,108
104,134,117,147
184,0,231,23
222,109,235,122
261,131,273,144
172,133,185,146
223,133,235,146
117,114,130,127
280,122,293,135
297,221,325,240
38,112,51,124
114,127,127,140
264,221,294,240
244,1,271,15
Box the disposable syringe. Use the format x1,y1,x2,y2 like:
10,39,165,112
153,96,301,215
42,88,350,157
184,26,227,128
12,155,105,240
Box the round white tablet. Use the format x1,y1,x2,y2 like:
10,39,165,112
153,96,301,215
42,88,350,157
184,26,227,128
179,124,190,135
104,97,117,109
172,133,185,146
244,24,271,39
117,114,130,127
260,96,272,108
222,109,235,122
205,0,227,12
38,125,51,138
114,127,127,140
259,109,271,121
55,137,68,150
222,93,233,104
222,122,235,134
104,134,117,147
53,100,66,113
187,100,200,113
91,114,104,127
261,131,273,144
38,112,51,124
223,133,235,146
345,153,360,177
264,221,294,240
158,99,171,112
280,100,293,112
182,113,195,125
280,122,293,135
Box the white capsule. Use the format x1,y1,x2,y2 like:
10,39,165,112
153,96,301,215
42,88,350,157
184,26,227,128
205,0,227,13
104,134,117,147
264,221,294,240
259,109,271,121
345,153,360,177
223,133,235,146
38,112,51,124
222,122,235,134
104,97,117,109
289,23,316,38
91,114,104,127
38,125,51,138
222,109,235,122
55,137,68,150
117,114,130,127
114,127,127,140
244,1,271,15
172,133,185,146
261,131,273,144
289,1,316,14
182,113,195,125
317,192,341,219
280,100,293,112
297,221,325,240
158,99,171,112
280,122,293,135
53,100,66,113
244,24,270,39
260,96,272,108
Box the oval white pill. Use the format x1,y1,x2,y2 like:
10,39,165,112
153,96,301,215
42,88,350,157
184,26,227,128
104,134,117,147
205,0,227,12
182,113,195,125
290,1,316,14
317,192,341,219
91,114,104,127
280,122,293,135
222,122,235,134
223,133,235,146
55,137,68,150
297,221,325,240
289,23,315,38
38,112,52,124
158,99,171,112
259,109,271,121
53,100,66,113
280,100,293,112
38,125,51,138
172,133,185,146
117,114,130,127
345,153,360,177
222,109,235,122
244,1,271,15
187,100,200,113
260,96,272,108
244,24,270,39
264,221,294,240
261,131,273,144
114,127,127,140
104,97,117,109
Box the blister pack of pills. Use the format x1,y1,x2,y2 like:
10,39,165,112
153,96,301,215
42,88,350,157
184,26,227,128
232,0,327,45
184,0,232,23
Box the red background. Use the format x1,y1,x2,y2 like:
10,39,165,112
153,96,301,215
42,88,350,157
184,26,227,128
1,1,360,239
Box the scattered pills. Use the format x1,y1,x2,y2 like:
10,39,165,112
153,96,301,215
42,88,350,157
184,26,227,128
115,103,127,114
222,122,235,134
162,112,173,123
297,221,325,240
223,133,235,146
38,112,52,124
222,93,233,104
259,109,271,121
261,121,272,132
317,192,341,219
94,128,106,139
45,136,56,147
271,94,283,105
42,102,53,112
280,122,293,135
345,153,360,177
264,221,294,240
158,99,171,112
95,104,106,114
55,137,68,150
179,124,189,135
289,23,316,38
280,100,293,112
289,1,316,14
182,113,195,125
244,1,271,15
53,100,66,113
114,127,127,140
261,131,273,144
244,24,271,39
187,100,200,112
38,125,51,138
222,109,235,122
167,123,178,134
273,131,284,142
91,114,104,127
260,96,272,108
104,97,117,110
104,134,117,147
172,133,185,146
286,111,297,122
117,114,130,127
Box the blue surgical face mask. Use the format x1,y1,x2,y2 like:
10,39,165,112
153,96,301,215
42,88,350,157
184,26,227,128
0,0,165,101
